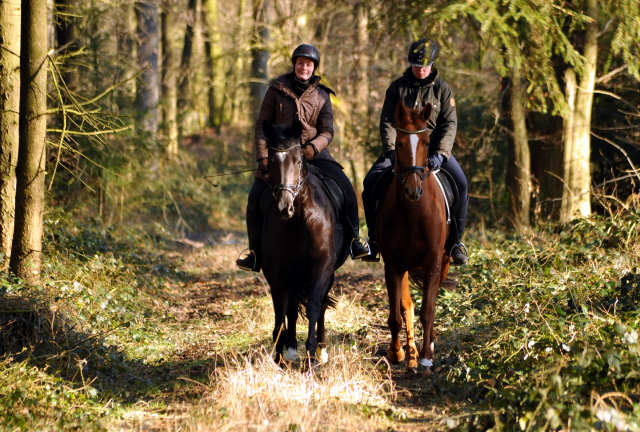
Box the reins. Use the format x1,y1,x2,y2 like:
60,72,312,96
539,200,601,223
267,142,308,200
393,125,432,185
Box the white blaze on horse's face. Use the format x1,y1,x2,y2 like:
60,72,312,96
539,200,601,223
409,134,419,166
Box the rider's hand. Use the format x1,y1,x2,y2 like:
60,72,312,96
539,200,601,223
258,158,269,178
302,143,317,160
428,153,443,170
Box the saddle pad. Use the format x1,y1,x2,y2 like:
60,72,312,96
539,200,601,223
307,165,346,219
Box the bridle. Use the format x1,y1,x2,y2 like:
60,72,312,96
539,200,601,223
267,142,308,200
394,125,431,185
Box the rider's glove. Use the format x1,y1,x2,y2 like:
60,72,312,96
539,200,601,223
258,158,269,177
428,153,443,170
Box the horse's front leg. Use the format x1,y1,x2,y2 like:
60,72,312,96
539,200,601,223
305,266,332,366
284,290,300,362
418,254,443,367
400,272,419,370
385,264,406,364
315,274,334,363
270,286,288,364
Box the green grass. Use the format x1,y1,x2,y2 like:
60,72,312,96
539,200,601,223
0,208,639,431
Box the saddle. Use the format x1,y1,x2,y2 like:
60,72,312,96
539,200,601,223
370,166,459,223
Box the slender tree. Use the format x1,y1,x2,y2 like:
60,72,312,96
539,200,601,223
161,0,180,156
10,0,48,283
0,0,21,267
55,0,79,93
135,0,160,170
249,0,270,122
203,0,224,129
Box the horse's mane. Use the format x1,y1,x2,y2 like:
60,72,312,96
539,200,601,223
268,123,301,150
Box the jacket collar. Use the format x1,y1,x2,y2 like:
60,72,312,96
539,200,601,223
403,67,439,88
271,72,321,99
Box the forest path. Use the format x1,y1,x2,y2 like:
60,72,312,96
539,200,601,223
112,242,461,431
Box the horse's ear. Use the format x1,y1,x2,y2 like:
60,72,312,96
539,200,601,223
290,119,303,139
263,119,276,142
421,103,433,122
395,101,407,124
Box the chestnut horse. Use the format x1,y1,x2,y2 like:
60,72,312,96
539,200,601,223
377,102,450,371
260,119,345,366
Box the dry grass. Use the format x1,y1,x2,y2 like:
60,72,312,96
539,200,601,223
186,346,397,432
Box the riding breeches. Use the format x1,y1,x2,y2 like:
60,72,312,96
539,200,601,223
245,160,362,256
362,151,468,242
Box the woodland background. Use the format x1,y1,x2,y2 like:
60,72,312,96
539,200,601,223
2,0,640,280
0,0,640,430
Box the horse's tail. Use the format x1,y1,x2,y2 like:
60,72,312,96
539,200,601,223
296,281,338,320
408,269,423,289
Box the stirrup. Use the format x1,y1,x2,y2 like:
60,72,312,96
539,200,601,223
361,240,380,263
450,242,468,266
236,248,258,271
350,236,371,259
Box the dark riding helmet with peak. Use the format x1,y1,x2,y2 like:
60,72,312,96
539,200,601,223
408,39,439,67
291,44,320,70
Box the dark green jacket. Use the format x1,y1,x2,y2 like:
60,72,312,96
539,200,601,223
380,67,457,160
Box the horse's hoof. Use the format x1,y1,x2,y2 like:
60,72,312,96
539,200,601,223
406,366,418,376
387,348,405,364
284,348,301,362
407,358,418,369
316,347,328,364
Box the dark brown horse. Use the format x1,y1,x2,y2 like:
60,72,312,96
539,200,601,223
260,119,345,366
376,102,451,371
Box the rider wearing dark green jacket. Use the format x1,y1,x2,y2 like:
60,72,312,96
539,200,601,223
362,39,469,265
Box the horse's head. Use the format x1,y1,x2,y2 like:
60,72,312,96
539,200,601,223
394,101,433,202
263,119,306,220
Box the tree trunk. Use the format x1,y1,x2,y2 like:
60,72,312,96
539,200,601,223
178,0,202,132
561,0,597,221
55,0,78,93
10,0,47,283
161,0,179,157
510,65,531,228
355,2,369,120
203,0,223,130
249,0,270,122
0,0,21,267
135,0,160,169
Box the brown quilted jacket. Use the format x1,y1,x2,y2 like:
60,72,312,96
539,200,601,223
254,72,338,179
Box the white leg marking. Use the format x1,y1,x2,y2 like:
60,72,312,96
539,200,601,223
420,358,433,367
409,134,419,166
284,347,300,362
317,347,328,364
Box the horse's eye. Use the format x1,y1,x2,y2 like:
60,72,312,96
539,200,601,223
397,142,403,148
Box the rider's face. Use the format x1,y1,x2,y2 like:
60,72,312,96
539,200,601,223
412,65,432,80
295,57,315,81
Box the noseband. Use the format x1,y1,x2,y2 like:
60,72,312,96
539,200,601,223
394,126,431,185
268,143,307,200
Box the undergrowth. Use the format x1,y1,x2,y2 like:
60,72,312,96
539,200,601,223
432,211,640,431
0,206,638,431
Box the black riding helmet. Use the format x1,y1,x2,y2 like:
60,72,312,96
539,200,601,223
408,39,439,67
291,44,320,70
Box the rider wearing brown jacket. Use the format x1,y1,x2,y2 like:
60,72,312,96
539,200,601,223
237,44,370,272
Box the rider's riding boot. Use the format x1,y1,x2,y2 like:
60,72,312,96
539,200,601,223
361,219,380,263
236,195,262,272
451,197,469,266
351,237,371,259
